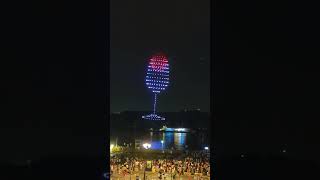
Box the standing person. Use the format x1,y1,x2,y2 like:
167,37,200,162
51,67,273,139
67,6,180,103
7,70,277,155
140,161,143,171
152,164,156,173
117,165,121,175
158,170,163,180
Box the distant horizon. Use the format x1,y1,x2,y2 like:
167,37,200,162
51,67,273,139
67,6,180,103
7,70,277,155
110,109,210,114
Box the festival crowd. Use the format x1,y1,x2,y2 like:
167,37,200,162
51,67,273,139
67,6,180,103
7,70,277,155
110,151,210,179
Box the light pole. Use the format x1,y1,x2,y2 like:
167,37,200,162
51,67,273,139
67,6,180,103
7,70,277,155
161,140,164,153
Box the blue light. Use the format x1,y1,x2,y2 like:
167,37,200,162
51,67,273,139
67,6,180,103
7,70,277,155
150,141,163,150
143,53,169,121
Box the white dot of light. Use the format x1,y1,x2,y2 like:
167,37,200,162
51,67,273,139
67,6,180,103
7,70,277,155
204,147,209,150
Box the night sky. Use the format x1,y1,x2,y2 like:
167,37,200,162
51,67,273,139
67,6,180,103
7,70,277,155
110,0,210,113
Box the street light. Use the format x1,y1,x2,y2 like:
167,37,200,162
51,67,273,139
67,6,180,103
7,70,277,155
161,140,164,153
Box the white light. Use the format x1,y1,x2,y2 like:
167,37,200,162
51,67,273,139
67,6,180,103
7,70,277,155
161,140,164,144
204,147,209,150
110,144,114,150
175,128,185,132
143,143,151,149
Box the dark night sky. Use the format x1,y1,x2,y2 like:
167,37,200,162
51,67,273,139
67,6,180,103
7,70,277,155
110,0,210,113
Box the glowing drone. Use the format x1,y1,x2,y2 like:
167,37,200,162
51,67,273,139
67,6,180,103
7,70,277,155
142,53,169,120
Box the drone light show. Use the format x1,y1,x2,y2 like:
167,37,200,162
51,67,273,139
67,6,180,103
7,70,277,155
142,53,170,120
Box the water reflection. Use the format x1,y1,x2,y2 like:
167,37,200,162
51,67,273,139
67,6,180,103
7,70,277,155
164,132,173,149
149,132,187,150
174,133,186,150
111,129,209,151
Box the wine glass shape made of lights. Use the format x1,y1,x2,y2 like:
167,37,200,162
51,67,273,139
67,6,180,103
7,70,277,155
145,54,170,94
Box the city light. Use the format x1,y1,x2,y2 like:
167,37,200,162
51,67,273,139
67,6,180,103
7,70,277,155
204,146,209,150
110,144,114,152
175,128,186,132
160,140,164,152
143,143,151,149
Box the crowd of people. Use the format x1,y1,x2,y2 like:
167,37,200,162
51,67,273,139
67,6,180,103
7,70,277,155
110,151,210,179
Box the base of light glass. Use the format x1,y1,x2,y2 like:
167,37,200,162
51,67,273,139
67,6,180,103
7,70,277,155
142,114,165,120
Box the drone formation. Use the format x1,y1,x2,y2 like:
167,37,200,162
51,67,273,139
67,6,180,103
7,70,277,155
142,53,170,120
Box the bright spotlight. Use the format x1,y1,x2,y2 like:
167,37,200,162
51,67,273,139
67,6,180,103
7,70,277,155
161,140,164,144
204,146,209,150
110,144,114,153
143,143,151,149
